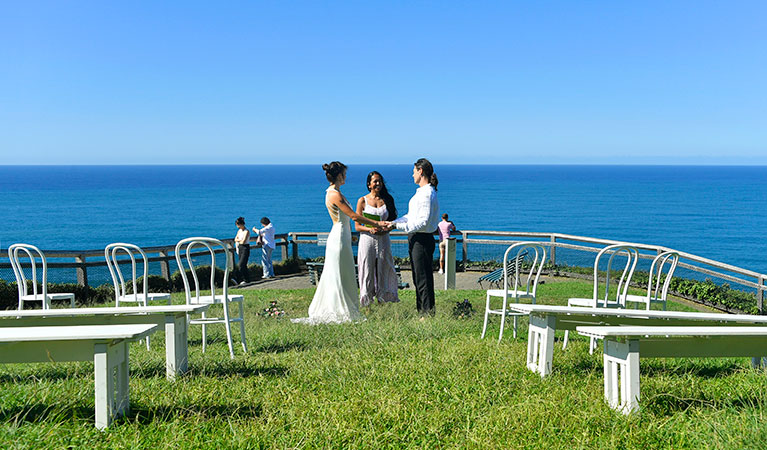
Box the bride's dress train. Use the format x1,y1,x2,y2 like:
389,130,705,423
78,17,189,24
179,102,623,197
292,187,362,325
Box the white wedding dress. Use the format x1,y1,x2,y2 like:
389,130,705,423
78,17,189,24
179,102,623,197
292,187,362,324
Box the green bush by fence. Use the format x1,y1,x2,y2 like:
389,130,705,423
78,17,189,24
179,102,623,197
2,259,756,314
1,259,305,310
547,263,760,315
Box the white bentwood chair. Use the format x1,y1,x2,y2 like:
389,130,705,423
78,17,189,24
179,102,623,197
625,250,680,311
563,244,639,351
105,242,172,350
481,242,547,341
175,237,247,358
105,243,172,307
9,243,76,310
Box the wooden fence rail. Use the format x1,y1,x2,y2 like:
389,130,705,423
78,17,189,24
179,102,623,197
2,230,766,312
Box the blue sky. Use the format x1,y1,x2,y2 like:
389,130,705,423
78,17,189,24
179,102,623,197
2,1,766,164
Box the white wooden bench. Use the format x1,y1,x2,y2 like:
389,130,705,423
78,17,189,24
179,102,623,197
506,304,767,377
0,324,158,429
0,305,209,380
576,325,767,414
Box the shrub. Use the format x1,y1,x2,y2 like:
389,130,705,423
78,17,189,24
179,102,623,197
452,299,475,319
121,275,172,294
86,283,117,305
274,258,302,275
0,280,116,309
551,262,760,315
0,280,18,310
247,264,263,281
171,265,226,291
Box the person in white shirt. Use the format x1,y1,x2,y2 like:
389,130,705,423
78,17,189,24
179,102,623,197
253,217,276,278
390,158,440,317
233,217,251,284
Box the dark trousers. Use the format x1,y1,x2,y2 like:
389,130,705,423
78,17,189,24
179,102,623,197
236,244,250,283
408,232,436,315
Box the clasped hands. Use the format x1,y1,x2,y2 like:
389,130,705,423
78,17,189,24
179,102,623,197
371,221,395,235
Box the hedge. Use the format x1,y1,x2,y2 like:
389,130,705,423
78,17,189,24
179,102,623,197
1,258,305,310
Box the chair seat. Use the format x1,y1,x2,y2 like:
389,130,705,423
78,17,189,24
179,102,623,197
487,289,534,299
190,316,245,324
118,293,172,303
568,297,622,308
485,308,528,316
190,294,244,305
21,293,75,301
624,294,662,303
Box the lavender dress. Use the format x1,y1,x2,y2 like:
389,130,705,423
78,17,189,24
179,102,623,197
357,198,400,306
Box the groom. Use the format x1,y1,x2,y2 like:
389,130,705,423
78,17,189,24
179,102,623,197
389,158,440,317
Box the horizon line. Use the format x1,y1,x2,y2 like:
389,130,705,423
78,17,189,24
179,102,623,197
2,163,767,167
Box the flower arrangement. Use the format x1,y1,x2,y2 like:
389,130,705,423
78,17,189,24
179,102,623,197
452,298,474,319
259,300,286,318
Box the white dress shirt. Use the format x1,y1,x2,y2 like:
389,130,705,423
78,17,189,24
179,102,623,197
393,184,440,234
234,228,250,254
257,223,276,249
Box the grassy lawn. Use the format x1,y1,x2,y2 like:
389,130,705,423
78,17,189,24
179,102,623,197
1,280,767,449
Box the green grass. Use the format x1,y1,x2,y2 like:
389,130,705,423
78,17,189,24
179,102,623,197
2,280,767,449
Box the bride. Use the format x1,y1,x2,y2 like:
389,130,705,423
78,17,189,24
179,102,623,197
292,162,387,324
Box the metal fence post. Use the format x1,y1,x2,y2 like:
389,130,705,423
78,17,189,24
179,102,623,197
758,275,765,315
225,242,236,271
281,237,289,261
462,231,468,268
75,254,88,287
549,235,557,265
444,238,456,290
159,250,171,281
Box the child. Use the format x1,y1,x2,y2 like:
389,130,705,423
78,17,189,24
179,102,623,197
437,213,457,274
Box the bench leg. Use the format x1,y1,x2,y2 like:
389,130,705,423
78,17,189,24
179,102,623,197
527,315,556,377
603,339,640,414
751,357,767,368
166,314,189,380
94,341,130,430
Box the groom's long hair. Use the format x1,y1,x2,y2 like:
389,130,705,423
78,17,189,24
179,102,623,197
366,171,397,221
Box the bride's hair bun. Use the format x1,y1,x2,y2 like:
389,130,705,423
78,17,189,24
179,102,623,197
323,161,347,182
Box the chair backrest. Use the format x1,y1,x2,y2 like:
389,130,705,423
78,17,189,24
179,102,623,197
105,243,149,304
646,250,680,305
591,244,639,308
502,242,547,297
8,243,48,301
174,237,231,305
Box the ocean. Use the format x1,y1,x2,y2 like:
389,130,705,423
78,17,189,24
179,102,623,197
1,165,766,277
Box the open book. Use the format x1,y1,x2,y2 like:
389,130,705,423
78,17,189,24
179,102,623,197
362,212,381,227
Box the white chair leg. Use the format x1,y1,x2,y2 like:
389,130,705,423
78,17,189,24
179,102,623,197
481,292,491,339
238,299,247,353
221,301,235,359
498,299,507,343
512,315,518,339
562,330,569,349
201,311,207,354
